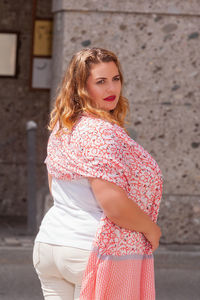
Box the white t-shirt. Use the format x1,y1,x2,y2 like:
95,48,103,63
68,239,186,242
35,177,103,250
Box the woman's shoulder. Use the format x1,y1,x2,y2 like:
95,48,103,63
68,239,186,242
71,115,133,154
77,114,122,140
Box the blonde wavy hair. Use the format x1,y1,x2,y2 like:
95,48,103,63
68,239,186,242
49,47,130,132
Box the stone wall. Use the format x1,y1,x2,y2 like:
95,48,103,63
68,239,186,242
0,0,52,216
51,0,200,243
0,0,199,244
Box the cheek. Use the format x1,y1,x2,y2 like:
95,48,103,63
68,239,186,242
117,82,122,94
90,86,103,99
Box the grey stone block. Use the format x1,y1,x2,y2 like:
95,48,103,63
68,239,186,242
158,195,200,244
128,104,200,195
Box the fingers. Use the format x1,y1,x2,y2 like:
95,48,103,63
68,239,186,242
143,224,161,252
151,241,160,252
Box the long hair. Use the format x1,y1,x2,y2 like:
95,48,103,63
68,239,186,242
49,47,130,132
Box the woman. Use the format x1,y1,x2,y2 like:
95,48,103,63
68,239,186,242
33,47,163,300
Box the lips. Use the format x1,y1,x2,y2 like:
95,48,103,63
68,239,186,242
103,95,116,101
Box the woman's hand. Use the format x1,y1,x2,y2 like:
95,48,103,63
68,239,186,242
143,223,162,252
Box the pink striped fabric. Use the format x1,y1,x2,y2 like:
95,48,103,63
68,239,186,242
45,112,163,299
80,249,155,300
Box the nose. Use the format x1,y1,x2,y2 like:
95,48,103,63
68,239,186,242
106,82,115,94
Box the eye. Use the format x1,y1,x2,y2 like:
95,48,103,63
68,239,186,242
113,76,120,81
96,79,105,84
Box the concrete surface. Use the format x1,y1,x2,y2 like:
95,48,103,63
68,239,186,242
0,236,200,300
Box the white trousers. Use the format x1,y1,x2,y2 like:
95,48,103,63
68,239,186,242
33,242,90,300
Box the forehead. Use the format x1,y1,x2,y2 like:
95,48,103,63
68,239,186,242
89,61,119,78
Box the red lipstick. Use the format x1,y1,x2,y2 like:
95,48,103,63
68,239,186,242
103,95,116,101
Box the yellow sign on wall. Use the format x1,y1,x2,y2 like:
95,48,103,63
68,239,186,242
33,20,53,56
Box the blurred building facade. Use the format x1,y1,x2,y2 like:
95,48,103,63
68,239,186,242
0,0,200,244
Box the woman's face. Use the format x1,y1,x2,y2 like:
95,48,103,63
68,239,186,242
86,61,122,112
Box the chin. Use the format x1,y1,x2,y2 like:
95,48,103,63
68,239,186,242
108,103,117,111
107,101,118,110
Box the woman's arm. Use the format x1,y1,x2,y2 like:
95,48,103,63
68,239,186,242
48,173,52,195
88,177,161,252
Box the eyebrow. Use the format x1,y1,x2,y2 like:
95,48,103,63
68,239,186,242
95,74,120,80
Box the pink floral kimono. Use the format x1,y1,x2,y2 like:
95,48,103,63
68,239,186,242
45,112,163,300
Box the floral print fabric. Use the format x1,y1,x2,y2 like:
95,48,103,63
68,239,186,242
45,113,163,299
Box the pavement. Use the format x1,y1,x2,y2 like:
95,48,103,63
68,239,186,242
0,219,200,300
